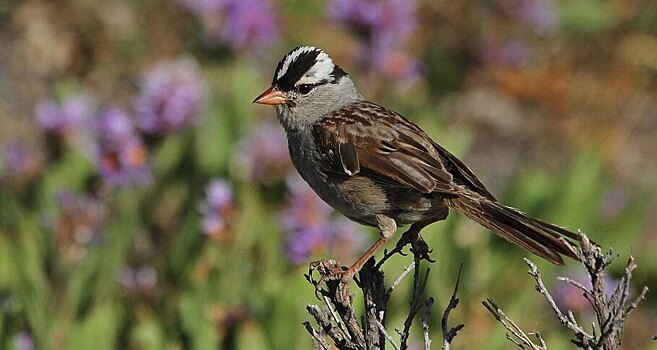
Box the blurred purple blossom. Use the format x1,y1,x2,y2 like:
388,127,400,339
134,58,207,135
179,0,279,51
3,143,44,177
329,0,416,40
599,187,628,218
554,271,621,314
371,48,422,85
328,0,421,83
199,179,236,237
331,216,369,264
285,227,331,265
13,332,34,350
221,0,280,50
280,175,332,234
118,265,159,297
281,175,332,264
94,107,151,188
95,106,134,141
35,94,94,136
281,175,365,265
503,0,560,36
234,121,290,185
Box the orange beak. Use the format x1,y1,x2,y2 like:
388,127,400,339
253,86,286,105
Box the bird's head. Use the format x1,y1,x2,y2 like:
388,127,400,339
253,46,361,131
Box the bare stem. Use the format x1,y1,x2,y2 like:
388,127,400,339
442,263,465,350
484,232,649,349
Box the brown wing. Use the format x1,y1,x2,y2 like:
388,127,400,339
431,141,496,201
312,100,494,199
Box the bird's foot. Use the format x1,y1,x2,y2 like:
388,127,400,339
388,231,434,262
410,236,435,263
376,231,435,268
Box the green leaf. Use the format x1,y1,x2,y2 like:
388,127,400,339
130,312,166,350
152,134,188,176
40,151,93,210
178,291,218,350
64,303,121,350
560,0,613,35
194,101,232,175
552,148,605,229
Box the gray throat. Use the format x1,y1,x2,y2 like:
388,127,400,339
276,76,363,133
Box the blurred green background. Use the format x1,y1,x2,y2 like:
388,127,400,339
0,0,656,349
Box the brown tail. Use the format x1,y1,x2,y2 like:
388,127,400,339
445,195,581,265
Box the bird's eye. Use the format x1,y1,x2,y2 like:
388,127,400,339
296,84,314,95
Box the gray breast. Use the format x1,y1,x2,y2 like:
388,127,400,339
286,130,447,227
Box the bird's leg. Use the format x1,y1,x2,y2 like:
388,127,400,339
340,214,397,283
383,219,436,263
380,208,446,264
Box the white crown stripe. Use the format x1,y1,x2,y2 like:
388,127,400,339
302,52,334,85
276,46,318,80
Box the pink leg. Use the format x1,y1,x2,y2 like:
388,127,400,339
341,214,397,282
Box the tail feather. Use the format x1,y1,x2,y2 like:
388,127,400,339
445,196,580,265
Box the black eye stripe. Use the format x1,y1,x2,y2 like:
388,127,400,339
294,77,332,94
272,48,348,92
274,49,322,91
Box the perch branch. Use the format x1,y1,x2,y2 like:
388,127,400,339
441,263,465,350
484,232,649,349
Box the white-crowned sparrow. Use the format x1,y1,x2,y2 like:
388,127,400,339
254,46,580,280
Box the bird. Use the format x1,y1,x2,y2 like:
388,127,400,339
254,46,580,281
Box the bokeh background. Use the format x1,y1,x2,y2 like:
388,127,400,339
1,0,656,348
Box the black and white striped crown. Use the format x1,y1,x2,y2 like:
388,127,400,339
273,46,346,92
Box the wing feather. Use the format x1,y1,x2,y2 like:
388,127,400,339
312,101,480,195
338,143,360,175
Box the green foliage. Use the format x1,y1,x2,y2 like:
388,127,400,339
559,0,614,35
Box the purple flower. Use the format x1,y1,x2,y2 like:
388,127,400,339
35,94,94,136
221,0,280,50
118,265,159,297
199,179,236,237
134,58,207,135
505,0,560,36
180,0,279,51
234,121,291,185
13,332,34,350
95,106,134,142
3,143,43,177
329,0,417,40
599,187,628,218
371,47,422,85
280,175,366,264
554,271,621,314
93,107,151,187
279,175,332,234
280,176,333,263
328,0,421,83
285,226,332,265
331,216,368,263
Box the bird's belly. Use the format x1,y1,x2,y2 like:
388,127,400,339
301,169,443,227
288,133,445,227
313,175,390,226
